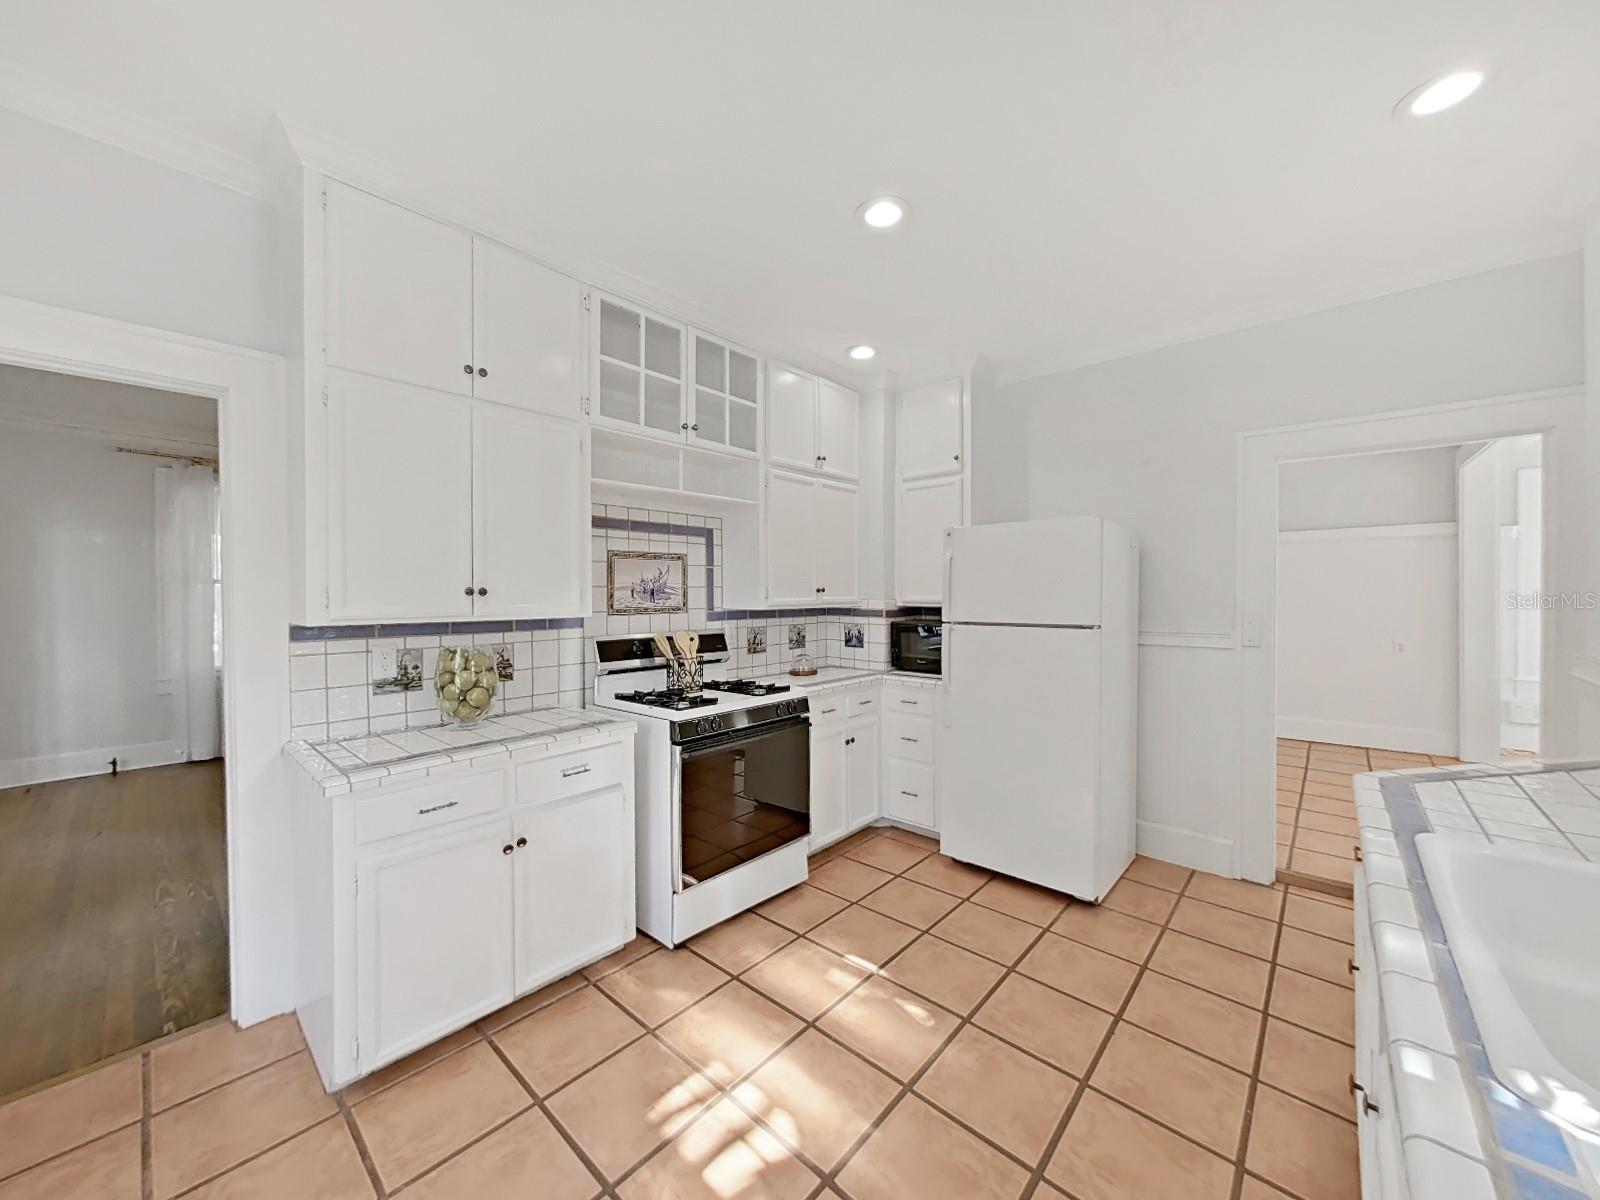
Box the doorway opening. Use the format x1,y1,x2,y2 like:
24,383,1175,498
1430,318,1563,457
0,363,227,1099
1271,434,1544,893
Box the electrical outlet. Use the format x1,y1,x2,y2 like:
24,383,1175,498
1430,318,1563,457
373,647,397,681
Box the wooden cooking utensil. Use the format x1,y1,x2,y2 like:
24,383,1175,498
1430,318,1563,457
675,631,699,660
652,634,677,664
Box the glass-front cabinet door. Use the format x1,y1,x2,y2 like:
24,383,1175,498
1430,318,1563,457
689,332,761,458
594,295,685,441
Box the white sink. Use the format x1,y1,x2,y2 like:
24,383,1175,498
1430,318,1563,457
1417,833,1600,1135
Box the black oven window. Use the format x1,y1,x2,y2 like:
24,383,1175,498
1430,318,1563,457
681,747,809,884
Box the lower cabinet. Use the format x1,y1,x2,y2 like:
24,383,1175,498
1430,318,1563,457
291,728,636,1091
513,783,633,993
845,714,880,832
809,716,848,850
357,818,515,1069
807,682,939,852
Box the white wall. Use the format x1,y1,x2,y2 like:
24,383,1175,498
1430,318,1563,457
977,254,1586,871
1278,446,1458,532
0,425,200,783
0,109,283,353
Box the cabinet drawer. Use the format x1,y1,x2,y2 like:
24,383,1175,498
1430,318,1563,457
355,769,509,845
884,712,934,764
883,688,935,716
886,759,936,829
516,742,624,806
846,690,879,719
810,693,847,723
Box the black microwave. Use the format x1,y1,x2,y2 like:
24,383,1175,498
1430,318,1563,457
889,621,942,674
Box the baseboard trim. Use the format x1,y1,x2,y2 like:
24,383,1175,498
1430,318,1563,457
1275,717,1457,757
1136,819,1236,878
0,740,187,790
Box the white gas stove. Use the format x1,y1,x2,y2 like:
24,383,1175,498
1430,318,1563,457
592,632,812,945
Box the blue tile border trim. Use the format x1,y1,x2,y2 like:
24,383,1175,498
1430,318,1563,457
592,514,717,606
289,616,585,642
1377,767,1600,1198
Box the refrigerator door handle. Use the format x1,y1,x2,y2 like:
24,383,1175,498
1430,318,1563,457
942,544,955,614
941,624,954,727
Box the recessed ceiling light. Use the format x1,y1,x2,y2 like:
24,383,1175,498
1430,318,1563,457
847,344,877,361
1399,69,1485,117
858,196,908,229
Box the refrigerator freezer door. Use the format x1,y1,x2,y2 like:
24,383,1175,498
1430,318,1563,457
938,624,1103,898
945,517,1103,626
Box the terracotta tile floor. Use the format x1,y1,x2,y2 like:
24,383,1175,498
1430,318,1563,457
1275,738,1459,889
0,826,1362,1200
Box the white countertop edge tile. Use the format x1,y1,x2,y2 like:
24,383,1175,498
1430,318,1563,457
1401,1136,1496,1200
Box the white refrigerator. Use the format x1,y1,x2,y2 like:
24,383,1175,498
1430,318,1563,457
938,515,1138,902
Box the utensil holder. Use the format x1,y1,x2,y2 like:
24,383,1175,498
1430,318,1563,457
669,655,704,694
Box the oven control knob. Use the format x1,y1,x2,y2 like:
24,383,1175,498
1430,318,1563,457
711,716,723,731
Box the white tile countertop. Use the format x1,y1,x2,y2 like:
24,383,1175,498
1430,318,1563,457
1357,760,1600,1200
284,707,636,796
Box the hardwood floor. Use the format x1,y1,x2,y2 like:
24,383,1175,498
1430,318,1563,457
0,760,228,1099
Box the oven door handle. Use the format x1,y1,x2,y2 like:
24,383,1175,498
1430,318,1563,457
675,714,811,757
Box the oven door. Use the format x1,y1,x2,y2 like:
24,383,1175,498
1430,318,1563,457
673,716,810,890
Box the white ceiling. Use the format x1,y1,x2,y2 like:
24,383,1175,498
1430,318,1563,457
4,1,1598,384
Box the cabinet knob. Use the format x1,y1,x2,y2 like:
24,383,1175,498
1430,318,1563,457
501,844,514,855
464,586,475,596
954,453,961,461
477,587,488,597
463,364,473,375
516,836,527,849
691,423,699,431
681,422,690,431
478,367,488,378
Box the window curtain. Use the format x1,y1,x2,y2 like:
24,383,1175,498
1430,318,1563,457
156,462,222,761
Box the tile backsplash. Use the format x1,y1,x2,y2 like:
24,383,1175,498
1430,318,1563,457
285,502,936,742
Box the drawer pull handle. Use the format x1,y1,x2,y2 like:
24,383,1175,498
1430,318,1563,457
858,700,873,706
821,707,838,716
418,800,460,815
561,764,592,778
899,736,919,743
900,790,919,798
899,699,919,706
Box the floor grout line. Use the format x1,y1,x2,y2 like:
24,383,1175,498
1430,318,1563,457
1227,885,1288,1200
335,1090,386,1197
140,1052,154,1200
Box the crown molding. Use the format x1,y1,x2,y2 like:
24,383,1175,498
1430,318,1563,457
0,60,272,201
0,401,218,454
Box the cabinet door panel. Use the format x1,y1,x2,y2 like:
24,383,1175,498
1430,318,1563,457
327,373,473,619
325,181,473,396
471,238,583,418
898,377,964,480
896,476,964,604
357,820,514,1070
765,469,817,605
846,717,880,831
767,363,817,471
887,758,936,829
473,404,587,617
816,380,860,480
809,723,847,850
593,297,685,441
813,480,859,603
514,784,632,992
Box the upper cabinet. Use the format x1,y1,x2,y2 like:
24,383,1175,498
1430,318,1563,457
325,182,474,396
690,333,760,458
324,181,584,419
302,177,589,624
764,468,859,605
593,295,686,440
767,362,860,480
897,377,965,480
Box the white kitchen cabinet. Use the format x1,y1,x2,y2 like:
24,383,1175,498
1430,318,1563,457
896,475,963,605
326,372,475,620
471,237,585,418
513,783,633,992
767,363,818,471
886,759,936,828
289,726,637,1090
883,684,939,831
764,469,860,606
690,332,761,458
897,377,965,480
472,403,588,618
816,379,860,479
766,362,860,480
808,714,848,851
845,715,881,832
593,295,687,442
356,816,516,1069
324,181,474,397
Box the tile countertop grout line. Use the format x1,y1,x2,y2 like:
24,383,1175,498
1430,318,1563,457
1371,764,1600,1200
